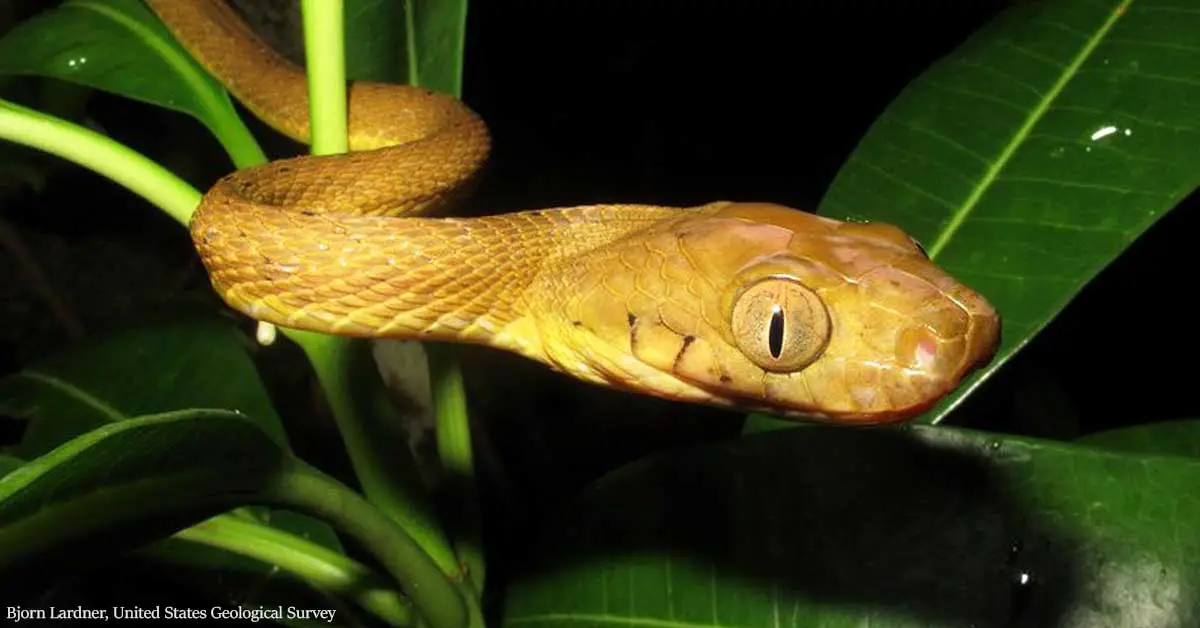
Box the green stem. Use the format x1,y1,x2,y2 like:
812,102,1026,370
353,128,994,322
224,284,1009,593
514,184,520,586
397,0,483,596
293,0,460,578
397,0,482,599
291,332,459,574
427,344,484,593
0,98,200,226
203,95,269,170
261,459,468,628
301,0,348,156
155,514,412,627
188,78,268,169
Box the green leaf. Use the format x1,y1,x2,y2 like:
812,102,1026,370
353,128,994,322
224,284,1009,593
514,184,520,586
0,318,356,586
0,411,412,628
293,332,460,579
0,409,285,578
406,0,469,96
344,0,406,84
816,0,1200,423
0,455,23,480
262,509,347,554
148,514,411,627
0,0,263,167
1077,420,1200,459
504,425,1200,627
0,317,289,457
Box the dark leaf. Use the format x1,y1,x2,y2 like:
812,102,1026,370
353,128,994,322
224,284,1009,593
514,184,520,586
505,425,1200,627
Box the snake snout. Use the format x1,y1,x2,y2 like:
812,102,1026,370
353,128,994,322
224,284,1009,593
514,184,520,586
822,262,1000,422
956,288,1002,376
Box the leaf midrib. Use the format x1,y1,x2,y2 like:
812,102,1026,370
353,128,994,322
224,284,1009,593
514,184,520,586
926,0,1134,259
70,0,226,122
19,369,126,423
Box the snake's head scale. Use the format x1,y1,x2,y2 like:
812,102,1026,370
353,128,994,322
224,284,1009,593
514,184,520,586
555,202,999,424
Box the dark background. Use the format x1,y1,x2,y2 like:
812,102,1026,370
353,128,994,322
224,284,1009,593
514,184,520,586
1,0,1197,615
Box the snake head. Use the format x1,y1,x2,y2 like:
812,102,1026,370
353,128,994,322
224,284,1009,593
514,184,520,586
549,202,1000,423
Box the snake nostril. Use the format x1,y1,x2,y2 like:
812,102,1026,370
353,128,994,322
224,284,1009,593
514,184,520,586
915,337,938,370
896,327,940,372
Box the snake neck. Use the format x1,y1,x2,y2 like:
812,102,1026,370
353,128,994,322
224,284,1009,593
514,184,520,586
191,201,695,350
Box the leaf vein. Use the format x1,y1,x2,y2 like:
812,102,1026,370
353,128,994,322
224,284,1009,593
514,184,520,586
851,159,958,210
955,60,1047,97
18,370,125,424
926,0,1133,258
998,175,1161,194
881,112,993,164
1004,42,1067,69
923,80,1030,113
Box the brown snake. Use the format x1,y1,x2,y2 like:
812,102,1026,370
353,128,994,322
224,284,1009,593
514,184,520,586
148,0,1000,424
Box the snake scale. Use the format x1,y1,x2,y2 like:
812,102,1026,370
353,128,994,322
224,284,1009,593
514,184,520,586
147,0,1000,424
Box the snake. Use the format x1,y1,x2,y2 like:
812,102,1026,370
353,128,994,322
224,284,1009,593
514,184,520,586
146,0,1000,424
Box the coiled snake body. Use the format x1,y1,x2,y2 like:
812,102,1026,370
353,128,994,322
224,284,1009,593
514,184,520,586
148,0,1000,424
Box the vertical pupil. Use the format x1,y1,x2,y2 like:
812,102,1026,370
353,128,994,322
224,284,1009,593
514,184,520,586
768,304,785,359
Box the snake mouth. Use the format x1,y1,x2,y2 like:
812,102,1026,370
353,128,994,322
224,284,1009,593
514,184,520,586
952,282,1002,372
963,308,1003,376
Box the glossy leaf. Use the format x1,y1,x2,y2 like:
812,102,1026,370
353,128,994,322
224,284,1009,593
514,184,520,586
344,0,407,84
504,425,1200,627
0,455,21,480
0,409,285,577
0,318,362,589
0,410,414,628
816,0,1200,423
0,317,288,457
1,443,405,625
0,0,262,167
1077,420,1200,459
261,509,347,553
407,0,470,96
145,515,410,627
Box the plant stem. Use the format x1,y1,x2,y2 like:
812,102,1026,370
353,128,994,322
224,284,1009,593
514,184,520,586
203,94,270,170
292,332,459,573
398,0,483,597
159,514,412,627
427,343,484,593
0,99,200,225
294,0,460,577
301,0,348,156
262,459,468,628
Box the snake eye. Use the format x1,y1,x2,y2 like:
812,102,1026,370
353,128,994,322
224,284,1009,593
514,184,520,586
730,278,831,372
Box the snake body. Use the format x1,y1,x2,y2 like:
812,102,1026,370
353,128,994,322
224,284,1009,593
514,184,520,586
148,0,1000,424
